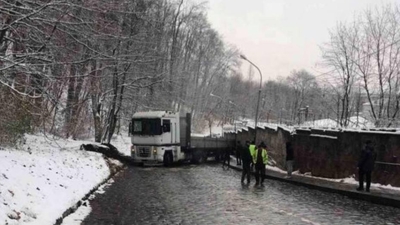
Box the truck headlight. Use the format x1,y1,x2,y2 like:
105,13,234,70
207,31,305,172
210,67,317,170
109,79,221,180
131,145,135,154
152,147,157,155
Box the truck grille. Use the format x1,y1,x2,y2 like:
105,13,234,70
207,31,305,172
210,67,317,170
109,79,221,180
138,147,150,157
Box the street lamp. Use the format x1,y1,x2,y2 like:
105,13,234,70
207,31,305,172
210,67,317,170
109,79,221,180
210,92,221,99
207,93,220,137
228,100,239,108
240,54,263,143
227,100,239,144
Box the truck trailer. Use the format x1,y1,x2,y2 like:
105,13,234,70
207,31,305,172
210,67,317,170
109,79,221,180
129,111,233,166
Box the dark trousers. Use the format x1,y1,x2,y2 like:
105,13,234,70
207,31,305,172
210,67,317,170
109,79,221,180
241,162,251,183
236,152,241,165
359,169,372,190
254,163,266,184
222,153,230,168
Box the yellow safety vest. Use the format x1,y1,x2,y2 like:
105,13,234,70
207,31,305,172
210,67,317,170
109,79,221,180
252,148,268,165
249,144,256,156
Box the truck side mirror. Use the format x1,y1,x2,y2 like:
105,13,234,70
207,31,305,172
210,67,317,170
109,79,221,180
162,126,169,133
162,120,171,133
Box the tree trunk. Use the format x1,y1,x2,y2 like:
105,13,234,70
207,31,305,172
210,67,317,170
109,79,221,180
65,65,76,138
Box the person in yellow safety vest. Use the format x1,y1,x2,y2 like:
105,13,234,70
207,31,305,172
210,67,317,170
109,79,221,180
249,141,256,171
252,141,268,187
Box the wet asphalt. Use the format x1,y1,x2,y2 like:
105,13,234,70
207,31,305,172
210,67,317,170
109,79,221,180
82,163,400,225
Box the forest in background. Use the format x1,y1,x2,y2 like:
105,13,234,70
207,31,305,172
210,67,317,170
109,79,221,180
2,0,400,145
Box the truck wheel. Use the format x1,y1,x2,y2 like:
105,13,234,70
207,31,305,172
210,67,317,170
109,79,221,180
196,153,206,164
215,153,220,162
163,152,173,167
191,150,204,164
190,155,198,164
202,154,208,163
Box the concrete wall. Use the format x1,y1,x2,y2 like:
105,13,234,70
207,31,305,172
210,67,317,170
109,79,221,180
225,126,400,187
227,126,291,169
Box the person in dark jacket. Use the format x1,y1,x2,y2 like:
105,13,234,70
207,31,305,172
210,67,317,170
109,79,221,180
241,140,252,184
222,146,231,170
285,141,294,178
236,141,242,166
357,140,377,192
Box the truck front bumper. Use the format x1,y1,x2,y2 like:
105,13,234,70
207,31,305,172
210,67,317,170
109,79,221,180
132,156,163,166
142,160,163,166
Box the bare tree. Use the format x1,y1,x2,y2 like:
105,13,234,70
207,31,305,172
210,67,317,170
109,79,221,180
354,6,400,126
322,22,359,126
0,0,247,143
286,70,318,124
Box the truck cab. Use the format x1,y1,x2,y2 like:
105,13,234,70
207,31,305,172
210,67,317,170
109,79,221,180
130,111,184,165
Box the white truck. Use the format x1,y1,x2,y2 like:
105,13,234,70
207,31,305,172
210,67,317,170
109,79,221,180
129,111,232,166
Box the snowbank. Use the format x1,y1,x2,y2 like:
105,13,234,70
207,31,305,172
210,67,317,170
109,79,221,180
61,178,116,225
0,134,123,225
290,170,400,192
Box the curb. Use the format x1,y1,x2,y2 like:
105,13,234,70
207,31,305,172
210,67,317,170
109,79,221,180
227,163,400,208
54,160,126,225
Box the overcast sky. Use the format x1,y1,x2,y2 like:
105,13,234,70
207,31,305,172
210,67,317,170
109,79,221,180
202,0,398,82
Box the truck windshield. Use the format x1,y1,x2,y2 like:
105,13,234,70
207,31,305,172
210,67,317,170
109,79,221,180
132,118,162,135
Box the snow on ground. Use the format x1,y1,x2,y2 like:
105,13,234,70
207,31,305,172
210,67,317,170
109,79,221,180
61,178,116,225
110,134,132,156
267,162,400,192
290,170,400,192
301,119,338,128
191,133,207,137
60,200,91,225
191,121,224,137
266,165,287,173
348,116,375,128
0,133,123,225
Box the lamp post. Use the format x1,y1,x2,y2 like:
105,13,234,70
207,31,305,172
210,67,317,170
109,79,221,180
240,54,263,144
228,100,240,150
210,93,240,145
210,92,221,100
207,93,222,137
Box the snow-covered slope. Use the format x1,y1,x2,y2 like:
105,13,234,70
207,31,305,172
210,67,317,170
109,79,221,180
0,134,123,225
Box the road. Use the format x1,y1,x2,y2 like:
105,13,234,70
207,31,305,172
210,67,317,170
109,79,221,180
82,163,400,225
